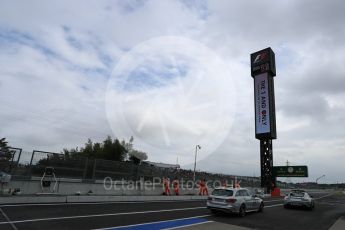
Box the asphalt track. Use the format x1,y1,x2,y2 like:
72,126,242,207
0,192,344,230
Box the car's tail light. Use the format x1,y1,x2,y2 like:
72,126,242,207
226,198,237,203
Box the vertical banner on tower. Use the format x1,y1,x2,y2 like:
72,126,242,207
251,47,277,140
254,73,270,134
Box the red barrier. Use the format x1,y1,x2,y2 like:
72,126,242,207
271,187,281,197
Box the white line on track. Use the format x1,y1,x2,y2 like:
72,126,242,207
263,192,334,208
0,203,285,226
0,206,205,225
265,203,283,208
0,199,281,208
95,204,285,230
314,193,334,200
0,208,18,230
0,193,334,226
0,198,303,208
93,215,212,230
0,200,204,208
263,199,283,203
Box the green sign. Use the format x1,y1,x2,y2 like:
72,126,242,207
273,166,308,177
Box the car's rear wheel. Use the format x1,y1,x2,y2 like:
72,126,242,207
210,209,218,215
239,205,246,217
308,203,315,211
258,202,264,212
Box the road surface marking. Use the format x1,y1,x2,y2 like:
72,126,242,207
0,200,205,208
0,197,326,227
264,199,283,203
0,206,205,225
314,193,334,200
94,215,211,230
96,204,285,230
0,208,18,230
94,216,212,230
164,221,213,230
0,198,292,208
265,204,283,208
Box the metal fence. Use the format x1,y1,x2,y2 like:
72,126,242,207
3,147,22,173
1,148,262,187
2,150,149,181
28,150,88,179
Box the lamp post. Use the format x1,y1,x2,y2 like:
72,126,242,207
193,145,201,183
316,175,325,184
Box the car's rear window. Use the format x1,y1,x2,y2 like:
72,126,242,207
290,192,304,197
212,189,233,196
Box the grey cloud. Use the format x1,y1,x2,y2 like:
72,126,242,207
1,0,345,183
279,93,329,119
297,69,345,95
208,0,345,42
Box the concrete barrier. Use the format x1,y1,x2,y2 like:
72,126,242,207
1,178,204,196
0,195,207,205
0,178,210,204
66,195,207,203
0,195,67,204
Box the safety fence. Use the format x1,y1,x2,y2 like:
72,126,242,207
0,147,22,174
0,148,263,187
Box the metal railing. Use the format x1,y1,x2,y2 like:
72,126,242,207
2,148,262,187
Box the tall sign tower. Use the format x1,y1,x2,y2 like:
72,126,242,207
250,47,277,193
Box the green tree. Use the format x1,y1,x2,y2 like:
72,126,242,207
81,139,94,158
129,149,148,163
112,138,127,161
37,136,148,177
102,136,127,161
102,136,114,160
62,136,130,161
0,138,14,172
93,142,102,157
0,138,12,161
121,136,134,160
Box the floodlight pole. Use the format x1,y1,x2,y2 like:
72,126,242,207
193,145,201,183
316,175,325,184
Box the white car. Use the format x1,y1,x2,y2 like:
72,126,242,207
283,189,315,210
207,187,264,217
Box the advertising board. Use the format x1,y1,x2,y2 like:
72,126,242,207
273,166,309,177
254,73,270,134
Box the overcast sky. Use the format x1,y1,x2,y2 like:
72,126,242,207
1,0,345,183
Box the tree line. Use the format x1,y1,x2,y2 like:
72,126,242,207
63,136,148,163
0,136,148,165
0,138,12,162
0,138,15,172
